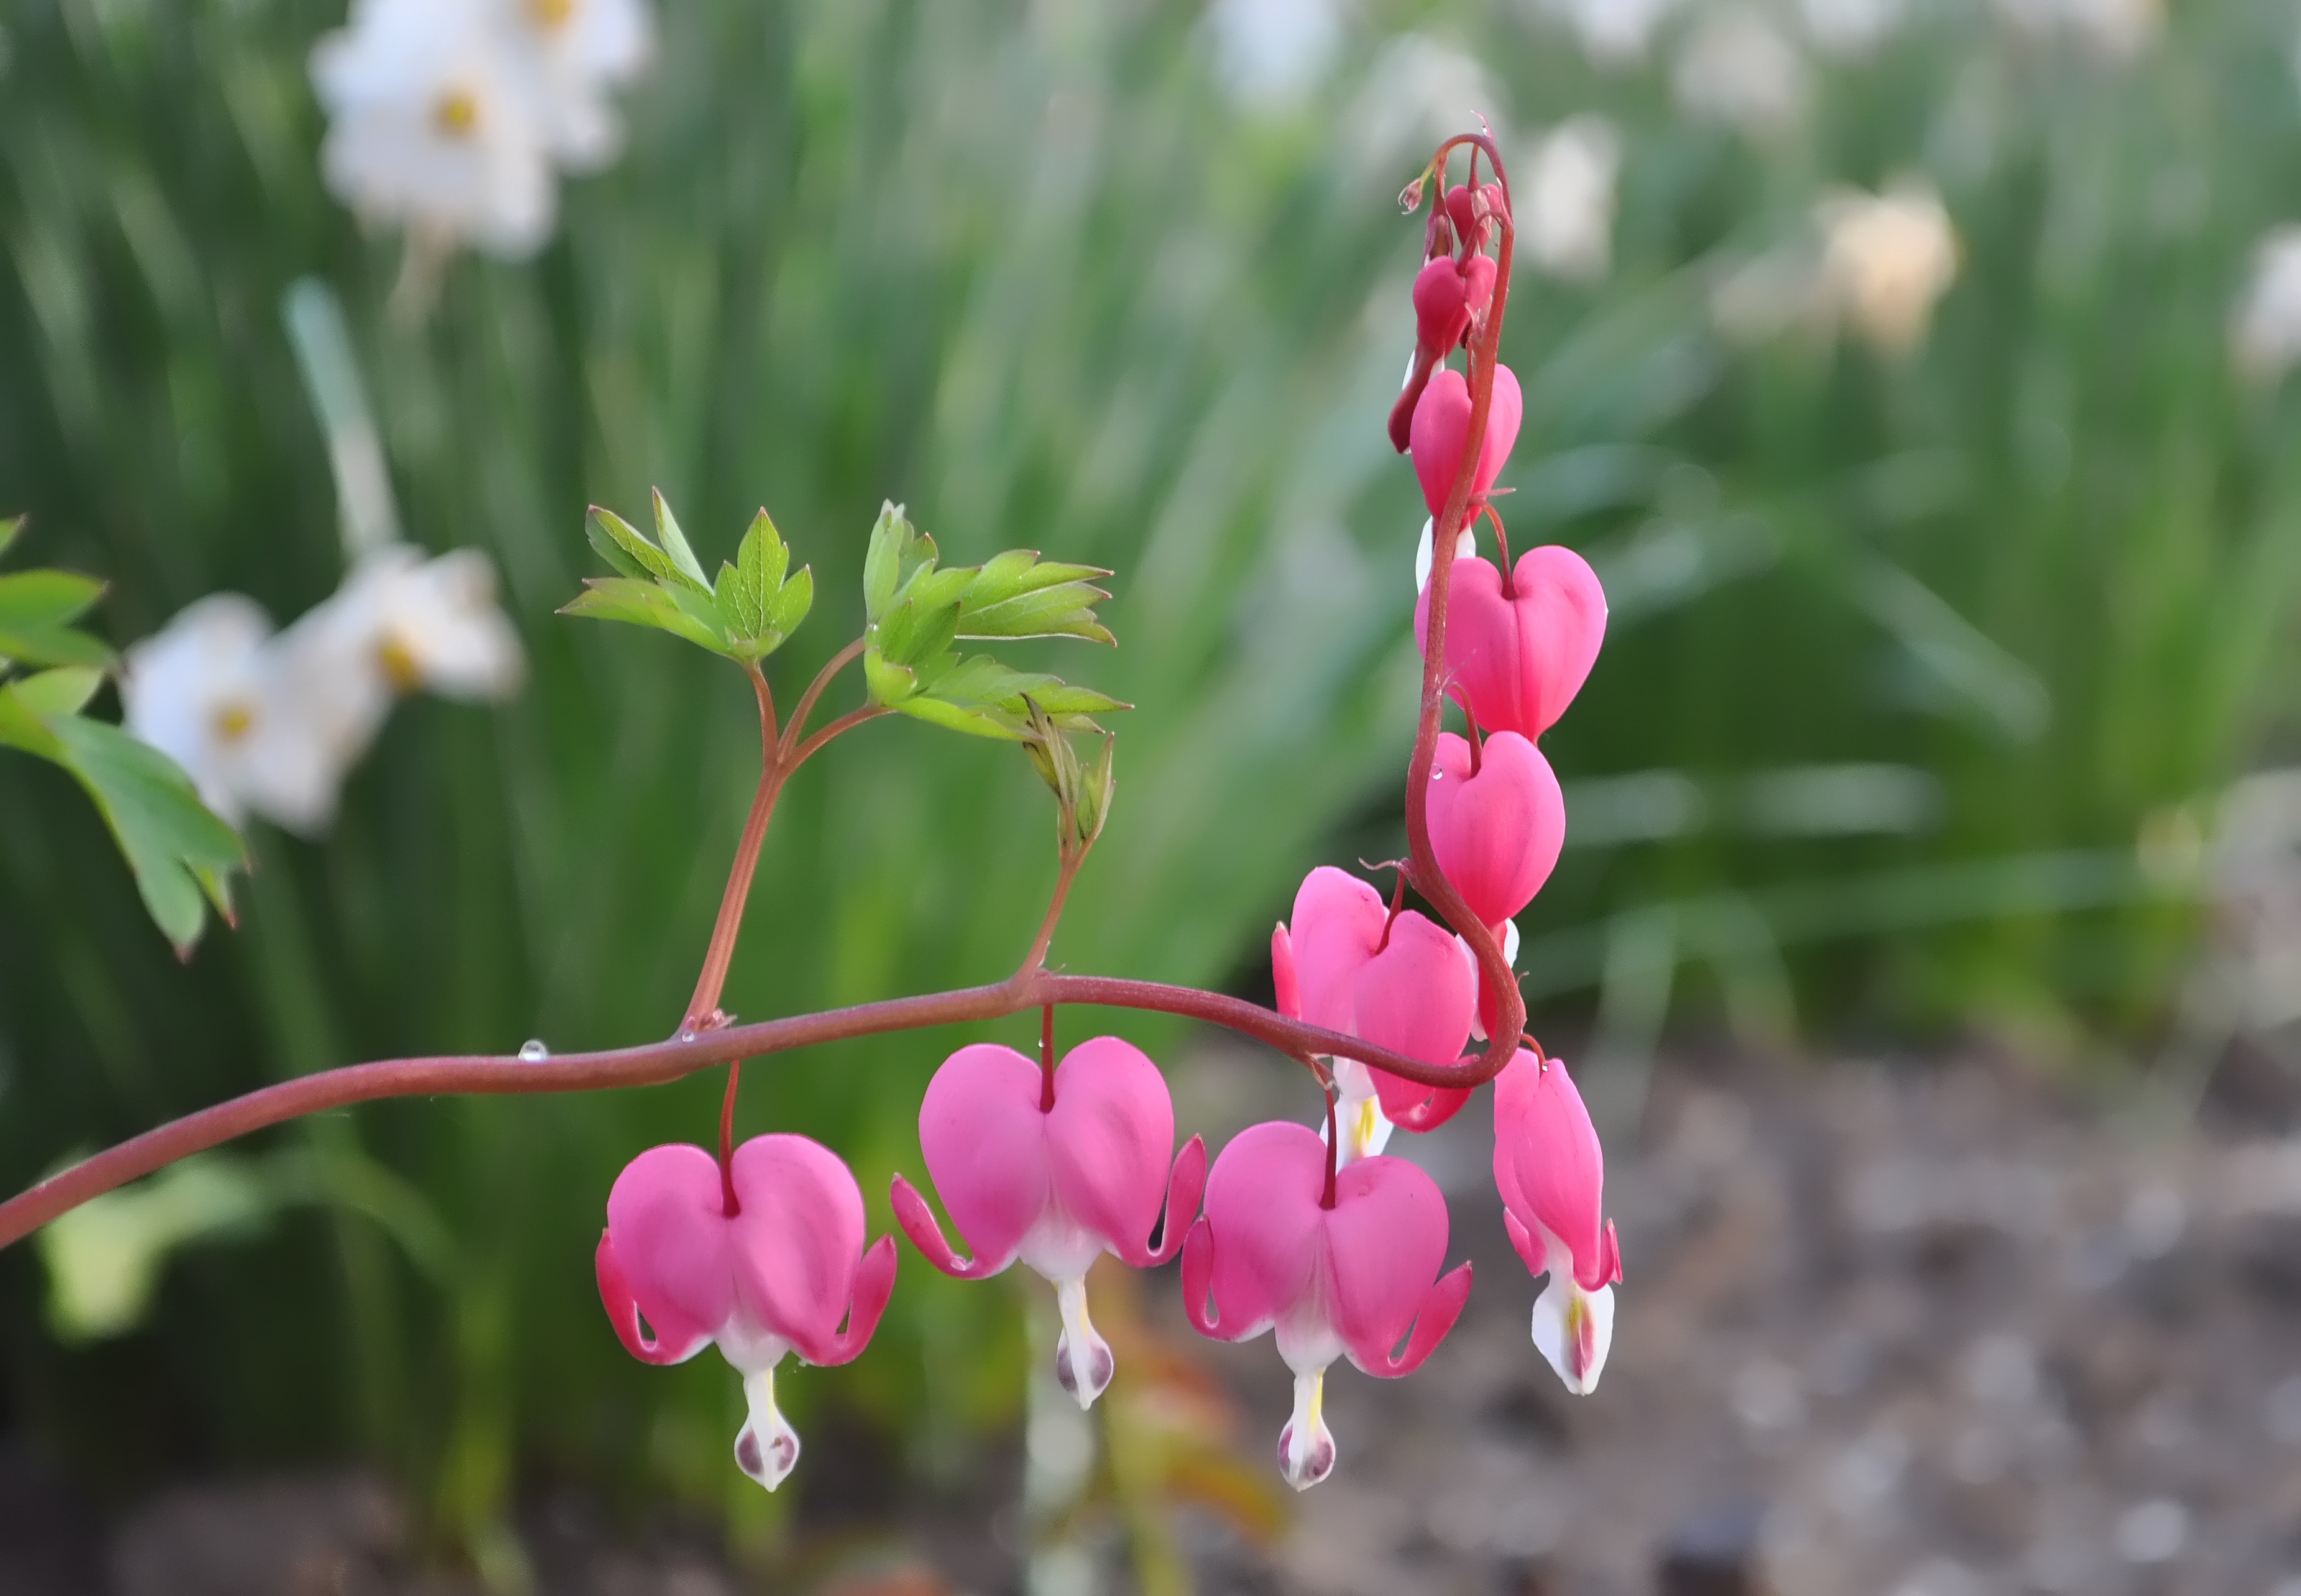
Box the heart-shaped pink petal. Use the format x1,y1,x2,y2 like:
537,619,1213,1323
727,1134,881,1366
1415,545,1607,740
1351,909,1477,1122
1045,1036,1189,1268
1425,730,1566,927
1408,365,1525,520
1324,1152,1464,1376
1182,1121,1328,1343
1413,257,1471,357
605,1143,737,1352
907,1043,1053,1275
1284,866,1389,1035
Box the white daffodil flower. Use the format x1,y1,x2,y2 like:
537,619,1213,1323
121,597,357,835
312,0,559,258
495,0,655,169
310,545,528,709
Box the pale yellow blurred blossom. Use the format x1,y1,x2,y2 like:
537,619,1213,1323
1520,115,1622,283
2230,226,2301,383
310,0,653,258
1536,0,1679,69
1814,178,1959,355
122,548,523,836
1713,178,1958,358
1673,9,1807,139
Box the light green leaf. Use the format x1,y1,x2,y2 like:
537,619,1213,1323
11,665,103,716
959,585,1117,644
0,516,19,561
588,505,705,592
863,647,919,706
967,550,1111,605
863,502,909,621
585,507,653,580
0,569,116,668
767,565,814,640
42,709,246,953
651,488,714,592
896,694,1029,740
560,577,728,654
39,1155,271,1341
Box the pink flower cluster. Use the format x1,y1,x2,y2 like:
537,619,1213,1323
591,155,1622,1498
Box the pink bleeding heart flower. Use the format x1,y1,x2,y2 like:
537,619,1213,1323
1272,866,1478,1153
890,1037,1206,1410
1493,1052,1622,1394
1408,364,1523,521
597,1135,896,1492
1425,730,1566,928
1414,544,1607,740
1182,1121,1472,1489
1389,259,1474,452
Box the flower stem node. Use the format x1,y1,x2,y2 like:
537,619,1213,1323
595,1135,896,1491
1492,1053,1622,1394
1182,1121,1472,1489
890,1037,1205,1411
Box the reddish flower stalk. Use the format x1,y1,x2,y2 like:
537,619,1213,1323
1404,132,1527,1076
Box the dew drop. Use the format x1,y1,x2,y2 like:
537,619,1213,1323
677,1029,698,1044
518,1039,549,1062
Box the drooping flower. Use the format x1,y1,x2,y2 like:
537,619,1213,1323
597,1135,897,1490
890,1037,1206,1409
312,0,560,258
1814,179,1959,358
1493,1051,1621,1395
1413,544,1608,740
1408,364,1524,520
1520,116,1621,284
1425,730,1566,929
1271,866,1479,1157
121,596,358,834
1182,1120,1472,1488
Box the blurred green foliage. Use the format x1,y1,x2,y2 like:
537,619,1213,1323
2,0,2299,1566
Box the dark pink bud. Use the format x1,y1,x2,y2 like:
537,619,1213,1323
1464,253,1498,316
1408,364,1523,521
1425,730,1565,927
599,1136,896,1491
1413,545,1607,740
1181,1121,1473,1488
1443,183,1479,245
1413,258,1472,357
889,1037,1205,1410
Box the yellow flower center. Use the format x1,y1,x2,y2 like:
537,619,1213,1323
528,0,576,27
213,702,256,742
378,635,423,692
433,89,480,139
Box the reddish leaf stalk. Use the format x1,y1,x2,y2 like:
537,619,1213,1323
683,663,788,1034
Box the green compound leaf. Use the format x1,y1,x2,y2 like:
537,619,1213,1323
0,568,117,669
567,495,812,664
958,551,1114,644
885,653,1127,741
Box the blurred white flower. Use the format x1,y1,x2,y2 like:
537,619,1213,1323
1350,34,1505,171
1815,178,1959,355
1673,9,1807,139
1993,0,2157,60
323,544,528,704
311,0,654,258
1801,0,1906,57
122,548,523,836
1537,0,1679,69
1206,0,1345,108
1520,115,1622,283
2231,225,2301,383
495,0,654,168
313,0,557,257
122,596,357,835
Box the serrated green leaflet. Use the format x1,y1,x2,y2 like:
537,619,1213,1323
966,551,1109,603
0,569,116,667
561,577,728,653
571,495,812,663
862,646,918,706
588,505,704,591
862,502,908,621
958,584,1115,644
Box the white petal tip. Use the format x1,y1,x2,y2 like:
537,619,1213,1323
1279,1368,1336,1489
1532,1280,1614,1395
1053,1277,1116,1409
735,1367,801,1490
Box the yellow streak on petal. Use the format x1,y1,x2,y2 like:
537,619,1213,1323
213,702,256,742
528,0,576,26
433,89,480,139
377,635,423,693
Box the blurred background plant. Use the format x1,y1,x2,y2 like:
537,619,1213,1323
4,0,2300,1584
